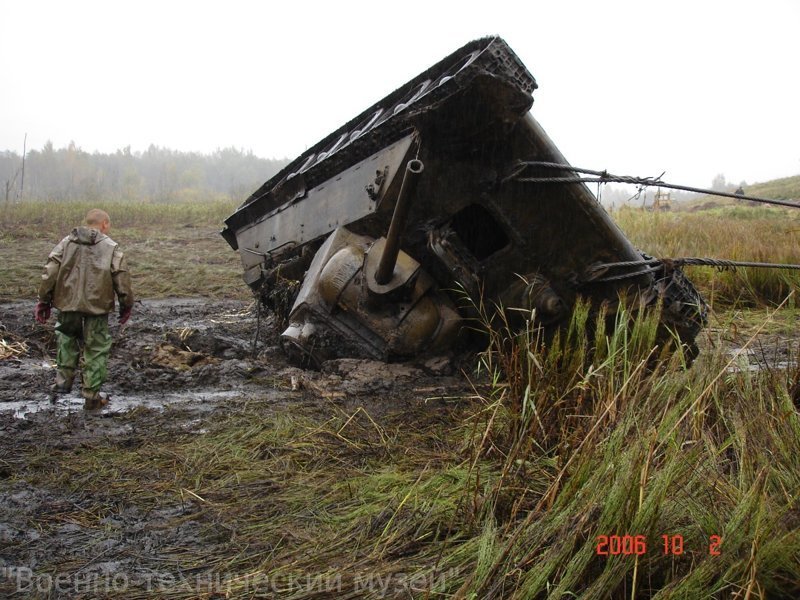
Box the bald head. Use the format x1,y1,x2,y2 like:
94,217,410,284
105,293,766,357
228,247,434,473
85,209,111,234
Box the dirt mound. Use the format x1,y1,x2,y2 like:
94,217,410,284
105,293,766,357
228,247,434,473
150,342,219,371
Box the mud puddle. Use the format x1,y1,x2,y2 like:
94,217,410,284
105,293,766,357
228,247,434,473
5,388,253,420
726,347,796,373
723,331,798,373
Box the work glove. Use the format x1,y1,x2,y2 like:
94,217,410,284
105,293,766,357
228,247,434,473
34,301,51,324
119,305,132,325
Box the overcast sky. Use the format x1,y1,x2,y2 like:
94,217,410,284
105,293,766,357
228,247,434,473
1,0,798,188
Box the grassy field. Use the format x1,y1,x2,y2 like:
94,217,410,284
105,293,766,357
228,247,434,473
2,199,798,308
747,175,800,201
2,199,799,597
614,205,800,308
0,199,247,301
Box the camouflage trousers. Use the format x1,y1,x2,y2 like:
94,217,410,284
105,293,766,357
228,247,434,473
55,312,112,393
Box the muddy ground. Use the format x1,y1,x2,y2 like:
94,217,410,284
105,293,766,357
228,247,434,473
1,299,796,598
0,299,472,598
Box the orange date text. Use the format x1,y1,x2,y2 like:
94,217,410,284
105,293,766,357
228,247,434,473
595,534,722,556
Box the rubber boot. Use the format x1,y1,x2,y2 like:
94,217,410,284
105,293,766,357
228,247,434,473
82,389,109,410
49,369,75,403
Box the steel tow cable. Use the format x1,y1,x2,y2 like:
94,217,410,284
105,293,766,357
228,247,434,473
506,161,800,210
586,258,800,284
503,161,800,282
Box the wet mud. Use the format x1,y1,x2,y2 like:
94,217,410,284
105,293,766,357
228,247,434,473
0,298,470,597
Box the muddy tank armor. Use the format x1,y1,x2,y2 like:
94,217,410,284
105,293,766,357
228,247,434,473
222,36,707,366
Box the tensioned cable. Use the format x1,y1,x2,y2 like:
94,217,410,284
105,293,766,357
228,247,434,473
502,161,800,281
585,257,800,284
505,161,800,210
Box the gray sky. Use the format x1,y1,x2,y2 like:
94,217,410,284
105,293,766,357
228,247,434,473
2,0,798,188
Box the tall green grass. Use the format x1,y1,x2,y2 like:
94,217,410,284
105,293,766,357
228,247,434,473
446,296,800,598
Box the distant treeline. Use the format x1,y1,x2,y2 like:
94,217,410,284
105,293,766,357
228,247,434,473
1,142,289,203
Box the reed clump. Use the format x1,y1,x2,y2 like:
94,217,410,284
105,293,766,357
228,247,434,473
450,295,800,598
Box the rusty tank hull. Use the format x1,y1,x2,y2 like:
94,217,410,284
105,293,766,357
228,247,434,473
221,36,707,366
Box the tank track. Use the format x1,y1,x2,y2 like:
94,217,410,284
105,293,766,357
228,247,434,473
223,36,536,238
650,262,709,353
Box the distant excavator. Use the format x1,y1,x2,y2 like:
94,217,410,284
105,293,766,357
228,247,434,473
221,36,707,367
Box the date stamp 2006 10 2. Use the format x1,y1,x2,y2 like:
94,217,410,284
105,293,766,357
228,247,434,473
595,535,722,557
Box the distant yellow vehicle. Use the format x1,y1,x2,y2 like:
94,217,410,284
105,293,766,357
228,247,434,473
650,189,672,212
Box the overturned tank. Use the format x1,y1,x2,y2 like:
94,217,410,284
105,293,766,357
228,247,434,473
221,36,707,367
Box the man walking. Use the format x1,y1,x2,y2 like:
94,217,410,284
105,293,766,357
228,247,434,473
35,209,134,409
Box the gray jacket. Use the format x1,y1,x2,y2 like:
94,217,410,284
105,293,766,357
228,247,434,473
38,226,134,315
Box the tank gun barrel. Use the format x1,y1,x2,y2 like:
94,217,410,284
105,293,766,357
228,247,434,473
375,159,424,285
